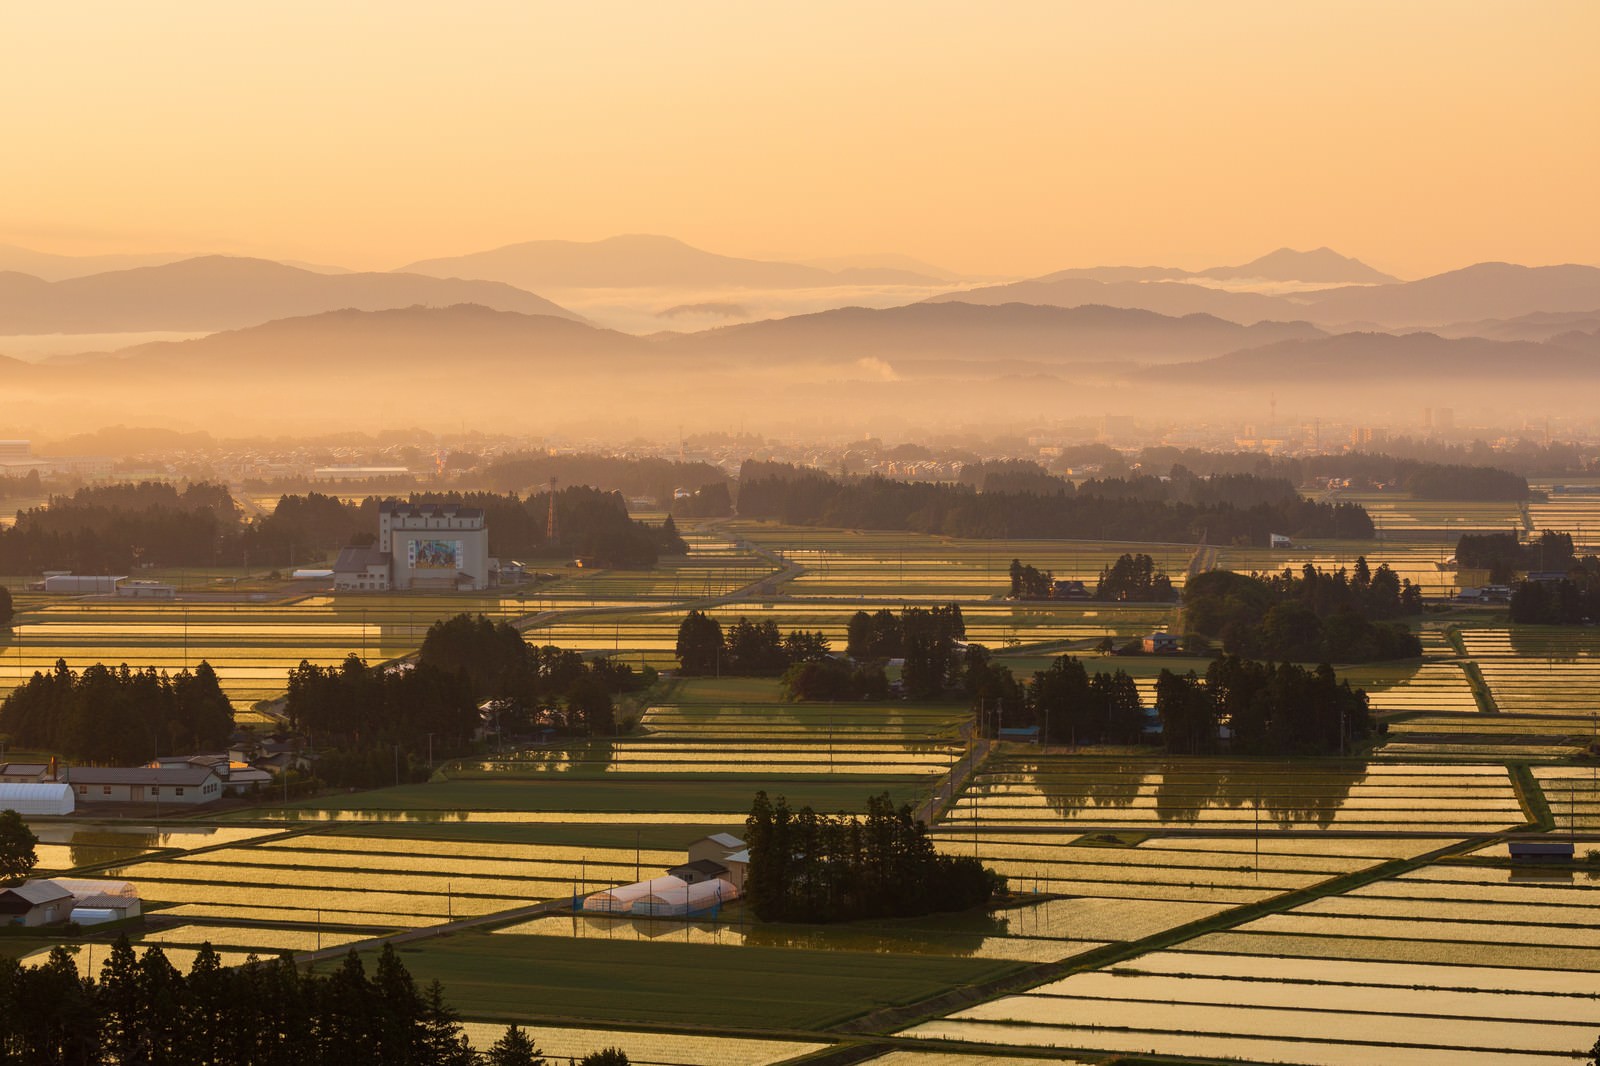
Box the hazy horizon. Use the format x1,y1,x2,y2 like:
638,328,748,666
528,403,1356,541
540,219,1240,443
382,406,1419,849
2,2,1595,278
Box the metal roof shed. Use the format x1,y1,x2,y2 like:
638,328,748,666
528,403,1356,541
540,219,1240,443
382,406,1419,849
0,782,74,816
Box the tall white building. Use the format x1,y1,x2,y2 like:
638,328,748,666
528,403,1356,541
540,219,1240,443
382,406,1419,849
378,501,490,591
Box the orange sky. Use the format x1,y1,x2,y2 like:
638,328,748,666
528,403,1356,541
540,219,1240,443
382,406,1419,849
1,1,1595,279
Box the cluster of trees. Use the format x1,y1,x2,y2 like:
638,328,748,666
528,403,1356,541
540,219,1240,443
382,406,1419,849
481,450,725,508
1184,561,1423,663
674,611,831,677
1156,658,1373,756
1142,447,1542,496
0,660,233,765
671,481,732,518
1007,559,1055,600
779,657,890,701
0,938,625,1066
1456,531,1581,583
844,605,967,698
1510,574,1600,625
744,791,1004,922
735,461,1371,545
1094,553,1176,602
0,480,685,574
1025,657,1145,746
417,614,649,734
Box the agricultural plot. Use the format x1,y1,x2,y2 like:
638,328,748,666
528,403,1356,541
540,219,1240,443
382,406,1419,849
1527,485,1600,552
0,596,525,711
1337,661,1478,715
456,1023,823,1066
902,947,1600,1065
1531,767,1600,831
28,823,273,874
525,600,1174,672
1458,628,1600,718
1381,714,1591,760
1327,493,1523,536
944,758,1526,834
459,738,960,777
1216,541,1458,596
727,522,1198,600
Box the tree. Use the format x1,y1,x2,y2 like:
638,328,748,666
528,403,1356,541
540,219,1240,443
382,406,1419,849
0,587,12,629
0,809,37,884
487,1023,547,1066
675,610,723,675
580,1052,630,1066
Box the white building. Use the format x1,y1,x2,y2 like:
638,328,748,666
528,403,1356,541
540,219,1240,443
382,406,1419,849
379,501,490,591
66,765,224,805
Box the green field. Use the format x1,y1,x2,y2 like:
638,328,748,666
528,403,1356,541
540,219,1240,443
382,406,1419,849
372,931,1020,1030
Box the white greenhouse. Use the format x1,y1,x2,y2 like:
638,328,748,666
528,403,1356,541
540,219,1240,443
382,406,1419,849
630,878,738,918
0,782,74,816
582,875,687,913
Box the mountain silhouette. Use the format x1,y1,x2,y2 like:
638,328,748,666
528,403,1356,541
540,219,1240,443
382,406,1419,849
399,234,943,289
661,301,1324,362
1196,247,1397,284
1169,330,1596,382
1299,263,1600,327
922,277,1296,323
0,256,584,333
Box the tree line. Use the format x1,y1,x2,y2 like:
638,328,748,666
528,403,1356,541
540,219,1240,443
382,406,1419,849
843,605,967,698
734,461,1372,545
1155,658,1373,756
0,481,684,574
1456,531,1584,583
0,660,233,766
0,937,624,1066
1183,560,1423,663
744,791,1004,923
673,611,832,677
1008,553,1174,602
1510,572,1600,625
480,450,725,508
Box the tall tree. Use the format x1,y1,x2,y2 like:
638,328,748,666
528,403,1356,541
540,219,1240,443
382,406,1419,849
0,809,37,885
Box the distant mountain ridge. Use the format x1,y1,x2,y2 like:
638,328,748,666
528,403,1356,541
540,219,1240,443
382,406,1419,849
399,234,946,290
0,256,585,333
1034,247,1396,287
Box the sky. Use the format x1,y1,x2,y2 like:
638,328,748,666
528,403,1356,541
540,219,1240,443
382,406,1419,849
1,1,1595,279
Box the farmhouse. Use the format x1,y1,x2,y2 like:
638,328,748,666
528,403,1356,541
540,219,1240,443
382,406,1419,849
667,858,731,884
65,765,224,805
0,881,74,927
0,762,52,783
1142,632,1180,654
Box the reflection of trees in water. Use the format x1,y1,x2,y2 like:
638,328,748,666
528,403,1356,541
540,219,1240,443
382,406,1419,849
1154,763,1367,829
1031,760,1151,819
1507,627,1598,663
69,829,158,870
500,739,618,775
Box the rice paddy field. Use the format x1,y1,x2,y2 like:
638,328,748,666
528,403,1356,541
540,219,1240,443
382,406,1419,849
18,510,1600,1063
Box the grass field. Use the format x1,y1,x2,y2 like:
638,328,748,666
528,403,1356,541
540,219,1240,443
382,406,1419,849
376,931,1020,1030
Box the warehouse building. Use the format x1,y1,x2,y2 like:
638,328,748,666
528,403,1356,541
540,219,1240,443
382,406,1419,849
65,765,223,805
332,501,491,592
0,881,74,927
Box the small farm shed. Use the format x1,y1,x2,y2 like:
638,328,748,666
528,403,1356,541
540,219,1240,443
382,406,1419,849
667,859,729,885
1509,841,1575,863
1142,633,1180,654
0,782,74,816
0,763,51,783
687,833,745,865
583,875,686,913
70,893,142,925
630,878,737,918
0,881,74,927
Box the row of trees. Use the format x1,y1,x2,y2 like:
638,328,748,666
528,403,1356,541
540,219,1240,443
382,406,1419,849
417,613,649,732
674,611,831,677
735,462,1373,545
1007,554,1174,602
843,605,967,698
1157,658,1373,755
0,938,623,1066
1184,561,1423,663
0,660,233,765
0,481,684,574
1510,575,1600,624
1456,531,1583,583
744,791,1004,922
